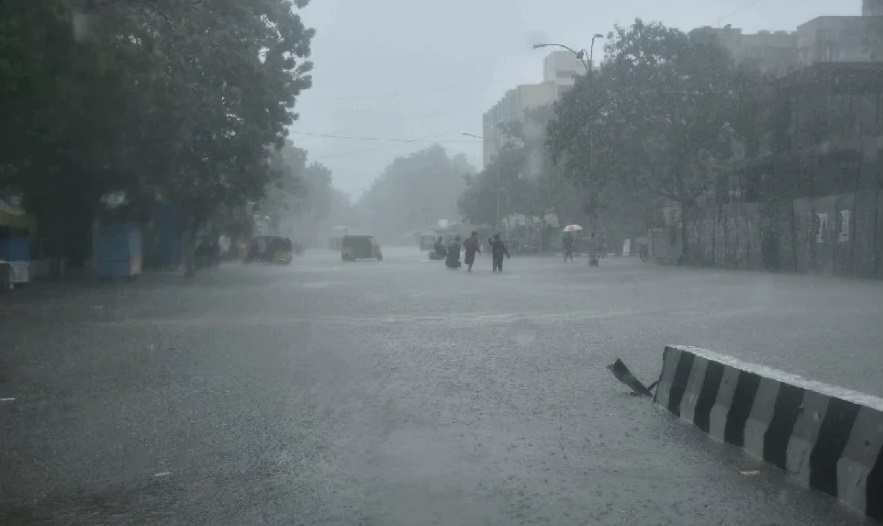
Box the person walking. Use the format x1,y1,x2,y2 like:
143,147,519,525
445,236,462,269
488,233,510,273
433,236,447,257
562,231,574,262
463,231,481,272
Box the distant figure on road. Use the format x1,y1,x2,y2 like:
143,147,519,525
445,236,462,269
433,236,446,257
463,231,481,272
587,232,599,266
488,233,510,273
562,231,574,262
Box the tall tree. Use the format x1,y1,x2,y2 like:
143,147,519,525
1,0,316,273
257,140,337,245
459,108,567,232
1,1,143,262
119,0,314,274
359,146,472,243
547,19,763,261
259,141,307,233
458,141,525,227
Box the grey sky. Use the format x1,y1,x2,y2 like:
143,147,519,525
294,0,858,198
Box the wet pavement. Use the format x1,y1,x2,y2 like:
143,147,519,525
1,248,882,525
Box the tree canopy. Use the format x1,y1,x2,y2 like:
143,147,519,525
358,145,473,242
459,108,573,229
1,0,315,269
546,19,769,257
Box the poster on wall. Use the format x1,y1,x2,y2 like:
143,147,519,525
838,210,850,243
816,212,828,244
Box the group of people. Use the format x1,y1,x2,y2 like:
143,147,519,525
435,231,510,272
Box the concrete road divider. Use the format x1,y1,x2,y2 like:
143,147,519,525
654,345,883,521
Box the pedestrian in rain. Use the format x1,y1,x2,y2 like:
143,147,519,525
463,231,481,272
562,231,574,262
488,233,510,273
445,236,462,269
434,236,446,256
588,231,599,266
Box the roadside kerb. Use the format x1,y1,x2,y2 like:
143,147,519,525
654,345,883,521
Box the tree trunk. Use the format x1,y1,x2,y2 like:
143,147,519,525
183,227,197,278
679,206,688,266
677,173,689,265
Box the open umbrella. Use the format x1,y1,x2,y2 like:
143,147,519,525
562,224,583,233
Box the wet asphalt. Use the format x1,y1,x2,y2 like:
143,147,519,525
1,248,882,525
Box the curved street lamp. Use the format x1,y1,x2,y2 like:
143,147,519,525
533,33,604,73
533,33,605,264
589,33,604,73
532,43,589,72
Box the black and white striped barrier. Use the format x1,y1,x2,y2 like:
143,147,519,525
654,345,883,521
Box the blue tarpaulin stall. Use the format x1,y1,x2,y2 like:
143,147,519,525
0,197,35,285
94,222,142,279
0,237,30,285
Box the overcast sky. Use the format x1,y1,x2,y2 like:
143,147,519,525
293,0,858,198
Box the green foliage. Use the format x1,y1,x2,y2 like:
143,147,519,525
256,140,338,243
546,19,770,254
458,142,523,226
459,107,567,227
259,141,307,231
0,0,316,264
359,145,472,242
457,172,497,226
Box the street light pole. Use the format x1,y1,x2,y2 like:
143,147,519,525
532,43,590,73
534,35,604,263
589,33,603,74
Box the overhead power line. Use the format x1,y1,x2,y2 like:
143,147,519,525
305,127,479,161
329,78,523,101
289,131,480,144
716,0,764,25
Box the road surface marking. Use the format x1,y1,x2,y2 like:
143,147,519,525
0,398,15,402
154,471,171,477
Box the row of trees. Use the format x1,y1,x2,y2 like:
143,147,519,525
1,0,317,274
547,20,769,258
358,145,473,243
458,108,583,231
259,140,339,243
460,19,771,258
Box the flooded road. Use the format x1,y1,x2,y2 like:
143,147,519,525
1,249,880,525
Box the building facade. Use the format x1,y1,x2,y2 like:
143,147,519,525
689,25,798,77
683,62,883,277
482,83,556,168
482,51,587,171
691,2,883,75
864,0,883,17
542,50,585,99
796,15,883,65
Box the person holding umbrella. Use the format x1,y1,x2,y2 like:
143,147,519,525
562,225,582,262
